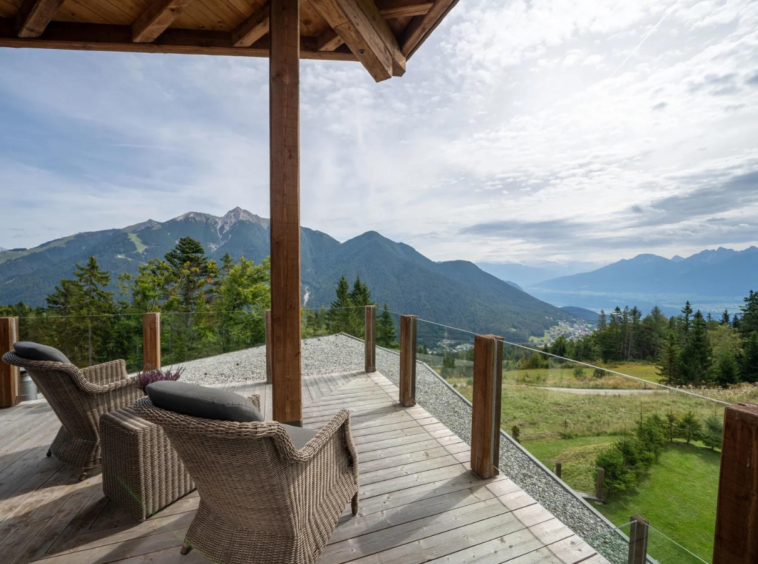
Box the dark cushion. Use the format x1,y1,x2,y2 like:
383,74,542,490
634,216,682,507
13,341,71,364
146,381,263,423
283,424,317,450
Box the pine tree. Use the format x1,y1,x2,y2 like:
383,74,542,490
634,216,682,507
678,311,713,385
676,411,702,445
597,310,607,331
716,351,740,387
327,276,354,334
377,304,397,348
657,332,680,385
740,290,758,335
721,310,730,325
680,301,693,343
164,237,211,312
664,412,678,443
702,416,723,451
741,331,758,383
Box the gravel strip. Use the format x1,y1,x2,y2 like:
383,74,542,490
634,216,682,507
166,334,365,385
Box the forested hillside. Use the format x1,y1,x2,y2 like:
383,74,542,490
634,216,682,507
0,209,574,341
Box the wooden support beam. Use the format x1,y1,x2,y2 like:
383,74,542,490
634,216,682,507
401,0,457,58
399,315,416,407
713,403,758,564
270,0,302,426
142,313,161,371
628,515,649,564
0,19,358,61
470,334,503,479
132,0,195,44
0,317,20,408
14,0,66,38
316,28,343,51
310,0,406,82
376,0,432,18
365,305,376,373
232,2,270,47
265,309,273,384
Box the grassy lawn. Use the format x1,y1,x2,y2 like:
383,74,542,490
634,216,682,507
598,443,720,563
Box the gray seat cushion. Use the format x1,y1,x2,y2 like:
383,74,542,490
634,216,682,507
283,424,318,450
13,341,71,364
146,381,263,423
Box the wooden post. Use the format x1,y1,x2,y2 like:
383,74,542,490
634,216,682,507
555,461,562,479
627,515,649,564
471,334,503,479
596,467,605,501
0,317,20,408
713,403,758,564
399,315,417,407
365,305,376,373
142,312,161,371
265,309,273,384
270,0,302,425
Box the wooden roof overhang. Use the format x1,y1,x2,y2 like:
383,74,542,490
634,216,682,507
0,0,459,82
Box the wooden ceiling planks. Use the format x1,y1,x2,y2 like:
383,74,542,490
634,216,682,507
0,0,456,81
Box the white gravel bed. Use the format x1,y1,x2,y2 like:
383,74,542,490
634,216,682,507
166,334,365,385
375,346,625,561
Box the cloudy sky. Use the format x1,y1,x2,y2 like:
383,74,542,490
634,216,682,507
1,0,757,266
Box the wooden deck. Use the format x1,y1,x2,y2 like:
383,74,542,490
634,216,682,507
0,370,609,564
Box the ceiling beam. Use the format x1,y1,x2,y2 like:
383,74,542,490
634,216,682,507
316,28,343,51
132,0,196,43
14,0,67,38
231,2,270,47
401,0,456,57
376,0,432,19
310,0,405,81
0,18,358,60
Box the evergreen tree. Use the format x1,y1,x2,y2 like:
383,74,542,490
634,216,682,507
702,416,723,451
377,304,397,348
740,290,758,335
327,276,355,334
664,412,678,443
716,351,740,387
680,301,693,343
721,310,730,325
656,332,680,385
597,310,607,331
732,314,741,330
741,331,758,383
678,311,713,385
164,237,211,311
676,411,702,445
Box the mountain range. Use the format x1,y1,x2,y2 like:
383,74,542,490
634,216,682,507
0,208,573,341
524,248,758,315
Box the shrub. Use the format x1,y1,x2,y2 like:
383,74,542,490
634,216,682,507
572,366,586,379
635,414,667,460
593,368,607,379
520,352,548,370
702,416,723,451
135,366,184,391
511,425,521,443
596,447,636,495
676,411,703,445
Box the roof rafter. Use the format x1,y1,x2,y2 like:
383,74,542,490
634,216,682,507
401,0,457,57
14,0,67,38
310,0,405,81
376,0,432,19
0,18,357,60
232,1,270,48
132,0,196,44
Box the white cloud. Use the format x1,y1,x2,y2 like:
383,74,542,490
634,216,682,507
0,0,757,265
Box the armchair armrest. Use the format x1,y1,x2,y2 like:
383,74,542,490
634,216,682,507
279,409,358,471
81,359,129,386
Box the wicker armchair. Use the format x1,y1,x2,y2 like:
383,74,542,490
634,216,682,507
2,352,144,480
133,394,360,564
